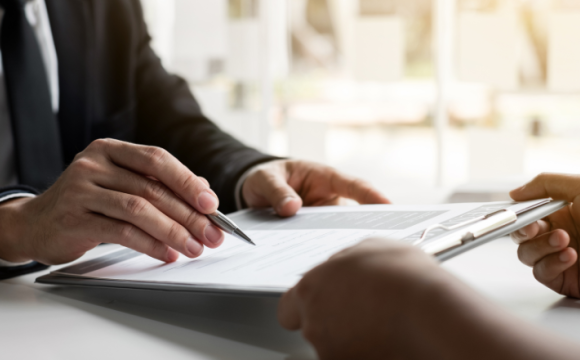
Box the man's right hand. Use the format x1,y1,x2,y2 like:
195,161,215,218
0,138,225,265
510,173,580,298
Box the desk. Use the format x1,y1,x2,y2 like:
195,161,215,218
2,237,580,360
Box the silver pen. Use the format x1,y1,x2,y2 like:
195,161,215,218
206,210,256,246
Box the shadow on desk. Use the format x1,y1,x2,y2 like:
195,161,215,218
42,285,315,360
539,297,580,344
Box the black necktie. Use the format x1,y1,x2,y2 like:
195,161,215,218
0,0,63,190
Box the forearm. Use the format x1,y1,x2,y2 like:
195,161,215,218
413,273,579,360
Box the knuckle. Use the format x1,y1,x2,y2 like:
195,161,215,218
351,178,369,191
68,158,100,178
144,180,167,203
346,179,359,195
254,168,270,179
166,222,185,243
535,172,554,183
73,157,97,170
147,240,166,258
179,171,198,192
119,223,137,241
143,146,168,169
198,176,210,187
516,246,530,265
123,196,148,217
88,138,113,151
185,210,206,232
72,151,85,162
532,264,546,282
192,174,208,189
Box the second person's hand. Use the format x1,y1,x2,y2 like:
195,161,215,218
278,237,580,360
0,139,225,265
510,173,580,298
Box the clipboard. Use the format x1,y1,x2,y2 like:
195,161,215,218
432,199,567,261
36,200,569,297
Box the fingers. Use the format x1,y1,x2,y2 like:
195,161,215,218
517,229,569,266
329,172,390,205
88,139,219,214
87,213,179,263
252,169,303,217
533,247,577,287
278,287,302,330
94,164,224,249
510,173,580,202
87,186,205,258
511,220,551,244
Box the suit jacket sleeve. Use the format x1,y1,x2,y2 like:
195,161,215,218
129,0,278,214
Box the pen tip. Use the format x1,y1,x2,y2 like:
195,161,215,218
234,228,256,246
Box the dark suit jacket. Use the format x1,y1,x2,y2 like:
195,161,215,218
0,0,275,213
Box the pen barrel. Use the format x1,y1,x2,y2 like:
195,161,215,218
207,212,236,235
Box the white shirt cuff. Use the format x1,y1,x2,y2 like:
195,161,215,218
234,166,259,210
0,258,33,267
0,192,36,204
0,193,36,267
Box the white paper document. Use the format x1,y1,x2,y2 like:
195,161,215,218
54,201,548,291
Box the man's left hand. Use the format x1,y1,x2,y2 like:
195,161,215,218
242,160,390,216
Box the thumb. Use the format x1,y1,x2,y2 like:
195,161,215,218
510,173,580,202
247,171,303,217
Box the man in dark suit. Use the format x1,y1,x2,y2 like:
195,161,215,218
0,0,389,277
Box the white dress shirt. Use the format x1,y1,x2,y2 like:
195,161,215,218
0,0,58,189
0,0,57,266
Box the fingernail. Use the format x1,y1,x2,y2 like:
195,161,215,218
198,191,218,212
517,229,526,238
277,196,297,212
559,250,571,263
205,224,223,245
186,236,203,257
280,197,294,207
549,233,561,247
512,185,525,192
166,248,179,262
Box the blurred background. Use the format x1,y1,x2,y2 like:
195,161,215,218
139,0,580,204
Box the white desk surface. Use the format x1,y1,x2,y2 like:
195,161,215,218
2,237,580,360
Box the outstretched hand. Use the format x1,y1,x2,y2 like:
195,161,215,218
242,160,390,217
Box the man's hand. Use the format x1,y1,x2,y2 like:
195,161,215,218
242,160,390,217
510,173,580,298
0,139,225,265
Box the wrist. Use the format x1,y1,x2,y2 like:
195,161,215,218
0,197,34,262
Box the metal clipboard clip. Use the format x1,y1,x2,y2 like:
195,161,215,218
413,209,518,255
